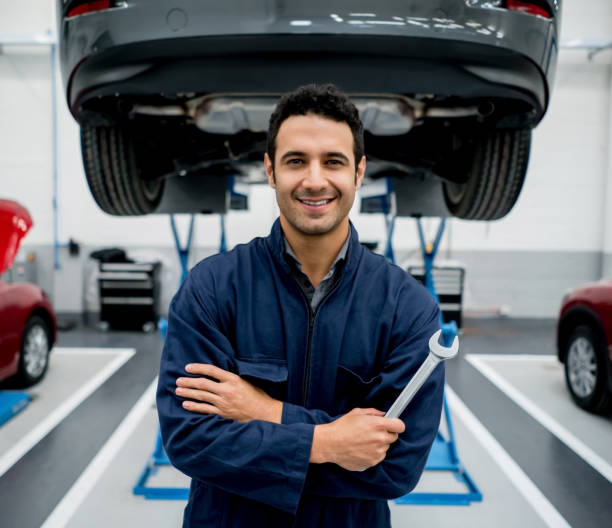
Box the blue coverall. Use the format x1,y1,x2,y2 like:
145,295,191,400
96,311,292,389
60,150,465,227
157,219,445,527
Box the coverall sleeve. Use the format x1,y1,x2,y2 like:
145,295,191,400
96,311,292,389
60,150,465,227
156,269,314,514
284,296,445,500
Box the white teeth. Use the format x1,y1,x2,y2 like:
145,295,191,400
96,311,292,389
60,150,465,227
301,199,331,206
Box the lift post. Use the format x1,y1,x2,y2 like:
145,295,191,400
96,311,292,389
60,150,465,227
133,214,197,500
134,200,234,499
394,217,482,505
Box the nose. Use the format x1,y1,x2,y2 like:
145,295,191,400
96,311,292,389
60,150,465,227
302,162,327,191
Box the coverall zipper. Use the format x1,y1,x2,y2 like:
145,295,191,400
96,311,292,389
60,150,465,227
300,276,342,406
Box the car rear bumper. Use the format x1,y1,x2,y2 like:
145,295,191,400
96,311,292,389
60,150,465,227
58,0,559,124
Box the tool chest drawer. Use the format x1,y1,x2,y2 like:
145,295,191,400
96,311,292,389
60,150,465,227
98,262,160,330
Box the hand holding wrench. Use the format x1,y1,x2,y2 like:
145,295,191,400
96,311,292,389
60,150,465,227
385,329,458,419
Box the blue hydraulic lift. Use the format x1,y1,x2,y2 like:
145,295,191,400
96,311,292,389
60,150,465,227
362,179,481,505
393,217,481,505
134,213,226,500
134,175,246,498
0,392,30,428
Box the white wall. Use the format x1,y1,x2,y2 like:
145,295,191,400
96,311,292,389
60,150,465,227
1,0,611,316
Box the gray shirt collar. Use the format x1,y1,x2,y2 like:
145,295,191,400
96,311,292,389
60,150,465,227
283,232,350,311
283,232,350,277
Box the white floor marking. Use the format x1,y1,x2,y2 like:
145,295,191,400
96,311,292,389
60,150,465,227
466,354,612,484
446,386,571,528
53,347,134,356
0,347,135,479
40,378,157,528
470,354,557,363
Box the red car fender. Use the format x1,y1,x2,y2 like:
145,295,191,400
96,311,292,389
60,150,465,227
0,281,57,382
557,281,612,392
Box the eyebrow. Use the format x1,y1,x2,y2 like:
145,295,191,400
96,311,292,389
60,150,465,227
325,152,350,162
280,151,306,163
279,151,350,163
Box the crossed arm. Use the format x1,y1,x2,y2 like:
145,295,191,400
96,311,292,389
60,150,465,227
158,272,444,511
176,363,405,471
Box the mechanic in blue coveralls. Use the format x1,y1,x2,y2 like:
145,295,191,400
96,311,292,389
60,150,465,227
157,84,445,527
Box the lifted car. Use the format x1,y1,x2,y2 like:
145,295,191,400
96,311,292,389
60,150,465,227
557,280,612,415
58,0,561,219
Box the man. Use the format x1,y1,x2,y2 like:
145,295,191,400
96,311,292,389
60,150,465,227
157,84,444,527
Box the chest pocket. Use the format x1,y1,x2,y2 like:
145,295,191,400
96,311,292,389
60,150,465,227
333,364,382,414
235,358,288,401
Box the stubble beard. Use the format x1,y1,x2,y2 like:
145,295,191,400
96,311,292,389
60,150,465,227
277,191,348,237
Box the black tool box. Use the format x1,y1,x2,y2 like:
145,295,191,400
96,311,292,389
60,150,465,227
98,262,160,330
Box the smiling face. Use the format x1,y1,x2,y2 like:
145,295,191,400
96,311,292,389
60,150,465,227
265,113,365,240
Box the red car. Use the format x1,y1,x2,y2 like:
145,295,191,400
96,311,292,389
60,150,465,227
557,280,612,414
0,200,56,387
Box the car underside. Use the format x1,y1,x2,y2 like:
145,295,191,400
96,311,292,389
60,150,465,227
59,0,560,219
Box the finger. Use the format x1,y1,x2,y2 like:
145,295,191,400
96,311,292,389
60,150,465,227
386,418,406,434
182,400,219,415
352,408,385,416
184,363,235,382
383,432,399,444
177,377,222,394
176,387,220,404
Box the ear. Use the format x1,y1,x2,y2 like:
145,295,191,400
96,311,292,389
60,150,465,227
355,156,366,190
264,153,276,188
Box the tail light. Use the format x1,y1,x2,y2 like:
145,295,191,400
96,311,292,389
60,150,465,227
66,1,114,18
466,1,552,19
506,0,551,18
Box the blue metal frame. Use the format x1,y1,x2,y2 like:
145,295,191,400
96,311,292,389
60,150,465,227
133,215,195,500
169,215,195,284
219,215,227,254
394,217,481,505
381,178,396,264
134,213,228,500
359,177,396,262
0,392,30,428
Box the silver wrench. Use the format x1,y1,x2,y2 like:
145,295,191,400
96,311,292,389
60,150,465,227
385,329,458,419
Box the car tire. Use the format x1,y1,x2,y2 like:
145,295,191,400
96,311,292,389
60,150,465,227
443,128,531,220
16,315,51,387
81,124,165,215
564,325,612,414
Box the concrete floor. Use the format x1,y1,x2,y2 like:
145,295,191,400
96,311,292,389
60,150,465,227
1,318,611,527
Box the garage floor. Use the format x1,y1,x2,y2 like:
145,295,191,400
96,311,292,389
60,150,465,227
1,318,611,528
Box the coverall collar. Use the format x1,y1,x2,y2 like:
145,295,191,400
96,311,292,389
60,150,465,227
267,217,363,279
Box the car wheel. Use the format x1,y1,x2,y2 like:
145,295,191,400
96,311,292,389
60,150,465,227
81,124,165,215
16,315,51,387
443,128,531,220
564,325,612,414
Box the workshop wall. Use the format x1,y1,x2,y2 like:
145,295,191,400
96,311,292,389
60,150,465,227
1,0,611,317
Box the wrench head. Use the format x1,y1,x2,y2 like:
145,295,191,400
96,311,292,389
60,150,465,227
428,329,459,360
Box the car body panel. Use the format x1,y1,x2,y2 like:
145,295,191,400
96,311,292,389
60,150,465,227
58,0,560,122
0,199,33,274
557,280,612,391
0,280,57,383
0,199,57,383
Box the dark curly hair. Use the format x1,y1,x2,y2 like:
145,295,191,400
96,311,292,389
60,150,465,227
266,84,364,168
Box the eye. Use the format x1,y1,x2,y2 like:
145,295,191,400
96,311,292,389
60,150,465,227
286,158,304,166
326,159,344,166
